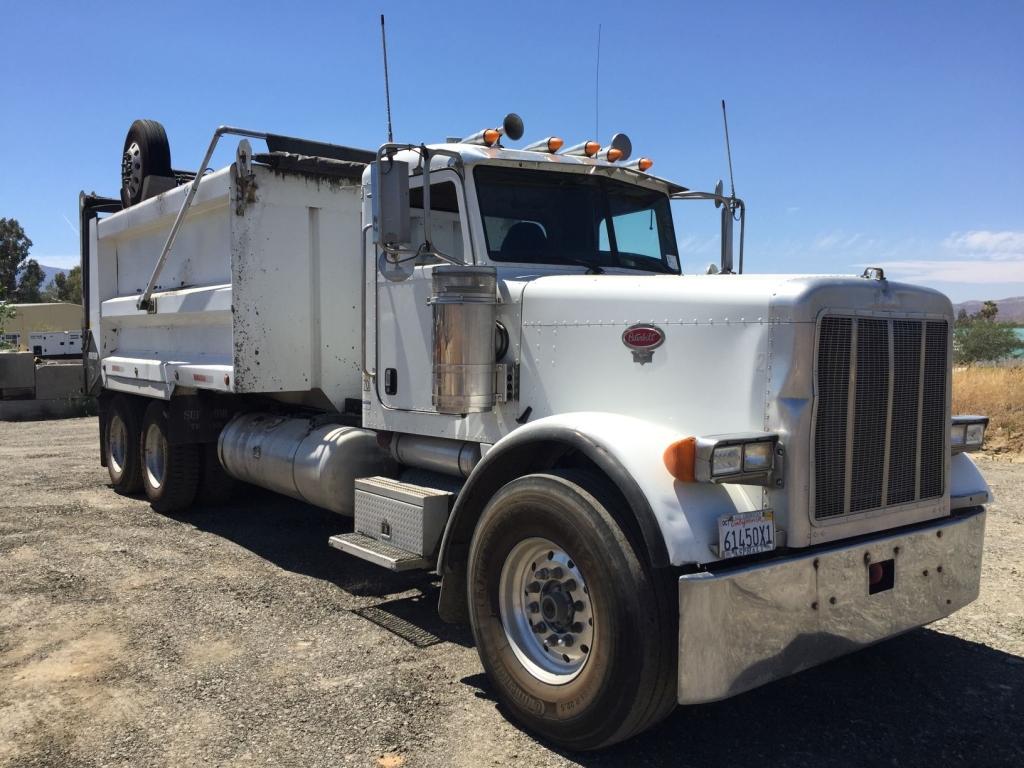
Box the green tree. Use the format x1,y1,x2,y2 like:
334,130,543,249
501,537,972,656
979,300,999,321
0,293,14,349
14,259,45,303
0,218,33,297
954,302,1024,364
42,266,83,304
58,265,82,304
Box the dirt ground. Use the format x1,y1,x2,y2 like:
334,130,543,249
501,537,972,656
1,417,1022,768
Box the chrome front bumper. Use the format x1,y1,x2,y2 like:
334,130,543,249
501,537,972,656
677,509,986,705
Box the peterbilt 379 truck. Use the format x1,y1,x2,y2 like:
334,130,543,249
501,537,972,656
80,115,991,749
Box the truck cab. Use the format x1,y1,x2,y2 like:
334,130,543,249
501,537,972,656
82,116,991,750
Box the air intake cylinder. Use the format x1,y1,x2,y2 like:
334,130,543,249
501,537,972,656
430,266,498,414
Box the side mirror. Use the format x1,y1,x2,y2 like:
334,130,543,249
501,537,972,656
371,158,410,246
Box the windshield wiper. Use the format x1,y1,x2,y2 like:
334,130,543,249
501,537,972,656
553,258,604,274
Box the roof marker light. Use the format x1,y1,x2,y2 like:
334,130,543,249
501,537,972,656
562,140,601,157
624,157,654,172
462,113,526,147
522,136,564,153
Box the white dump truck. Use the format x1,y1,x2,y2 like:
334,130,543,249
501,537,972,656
80,115,991,749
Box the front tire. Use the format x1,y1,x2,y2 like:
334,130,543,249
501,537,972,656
467,471,677,750
141,400,200,513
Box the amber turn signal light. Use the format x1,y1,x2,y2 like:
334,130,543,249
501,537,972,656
483,128,501,146
606,148,623,162
637,157,653,171
663,437,696,482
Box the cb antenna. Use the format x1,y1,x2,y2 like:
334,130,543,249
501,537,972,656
376,14,391,143
594,24,602,138
721,99,735,199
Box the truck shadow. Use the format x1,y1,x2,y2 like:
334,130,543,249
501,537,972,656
465,628,1024,766
165,486,474,648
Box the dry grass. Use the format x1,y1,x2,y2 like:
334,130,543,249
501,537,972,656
953,365,1024,457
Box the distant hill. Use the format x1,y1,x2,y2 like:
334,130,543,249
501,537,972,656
955,297,1024,323
38,264,69,286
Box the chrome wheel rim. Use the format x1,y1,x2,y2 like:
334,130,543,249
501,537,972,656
498,537,595,685
108,413,128,476
121,141,143,200
143,423,166,490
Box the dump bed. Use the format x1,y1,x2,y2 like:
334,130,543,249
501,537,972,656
87,161,364,410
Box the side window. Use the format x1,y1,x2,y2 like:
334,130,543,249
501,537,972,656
409,180,464,265
599,209,662,260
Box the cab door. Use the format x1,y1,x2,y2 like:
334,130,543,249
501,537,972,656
375,170,471,411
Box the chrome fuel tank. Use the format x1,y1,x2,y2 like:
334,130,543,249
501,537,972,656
218,413,396,515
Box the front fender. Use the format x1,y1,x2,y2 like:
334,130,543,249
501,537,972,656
439,412,760,575
950,452,992,507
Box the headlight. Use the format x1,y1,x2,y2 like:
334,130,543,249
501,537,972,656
951,416,988,454
664,432,781,485
712,445,742,475
743,442,774,472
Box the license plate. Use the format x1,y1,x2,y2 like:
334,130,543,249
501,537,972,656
718,510,775,559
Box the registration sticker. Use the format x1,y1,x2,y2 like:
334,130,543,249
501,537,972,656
718,510,775,559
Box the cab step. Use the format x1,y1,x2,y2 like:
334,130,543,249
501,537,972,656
328,532,432,572
329,476,455,572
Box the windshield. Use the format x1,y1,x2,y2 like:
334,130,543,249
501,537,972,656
474,166,680,273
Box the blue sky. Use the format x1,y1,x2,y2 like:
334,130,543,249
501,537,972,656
1,0,1021,302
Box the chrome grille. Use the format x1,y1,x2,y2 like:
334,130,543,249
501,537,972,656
813,316,949,521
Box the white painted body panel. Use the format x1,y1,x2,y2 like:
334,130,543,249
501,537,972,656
92,163,363,408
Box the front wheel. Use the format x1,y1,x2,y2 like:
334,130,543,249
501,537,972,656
467,471,677,750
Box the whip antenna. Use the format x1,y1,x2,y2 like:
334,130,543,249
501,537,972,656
382,14,393,143
594,24,602,138
721,99,735,198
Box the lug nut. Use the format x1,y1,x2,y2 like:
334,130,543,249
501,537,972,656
549,567,564,579
528,602,540,614
562,635,574,647
564,579,578,592
571,622,584,633
573,600,585,611
527,581,541,593
536,569,550,580
546,634,560,647
533,622,546,633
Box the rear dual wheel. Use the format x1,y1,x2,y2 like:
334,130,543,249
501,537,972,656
141,400,200,513
467,471,678,750
105,395,144,493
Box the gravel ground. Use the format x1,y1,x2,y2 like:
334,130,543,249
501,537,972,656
1,417,1022,768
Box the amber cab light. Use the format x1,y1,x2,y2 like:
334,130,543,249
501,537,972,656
663,437,696,482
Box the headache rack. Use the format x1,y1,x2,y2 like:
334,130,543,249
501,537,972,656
812,314,950,521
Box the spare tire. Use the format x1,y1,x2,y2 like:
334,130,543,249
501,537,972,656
120,119,172,207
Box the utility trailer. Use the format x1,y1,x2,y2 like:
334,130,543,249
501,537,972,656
81,116,992,750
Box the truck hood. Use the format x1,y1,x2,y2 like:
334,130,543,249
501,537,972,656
516,272,953,435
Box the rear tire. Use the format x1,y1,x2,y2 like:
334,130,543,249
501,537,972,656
467,470,677,750
120,119,172,207
105,395,144,494
141,400,200,513
196,442,236,505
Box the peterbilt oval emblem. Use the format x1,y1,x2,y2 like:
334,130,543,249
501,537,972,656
622,324,665,364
